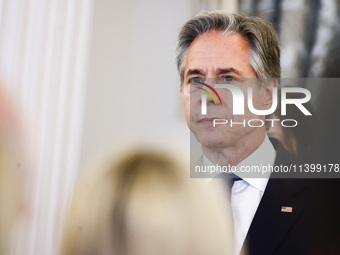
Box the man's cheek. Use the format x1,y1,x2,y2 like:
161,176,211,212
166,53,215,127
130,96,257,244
182,97,191,128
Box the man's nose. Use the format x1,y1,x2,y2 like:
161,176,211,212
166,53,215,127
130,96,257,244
205,78,221,105
199,80,221,106
204,78,217,88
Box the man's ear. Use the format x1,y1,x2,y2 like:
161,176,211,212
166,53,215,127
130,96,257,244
263,80,278,107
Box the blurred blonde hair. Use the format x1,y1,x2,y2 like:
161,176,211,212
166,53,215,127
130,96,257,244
0,148,21,254
63,149,233,255
0,85,22,254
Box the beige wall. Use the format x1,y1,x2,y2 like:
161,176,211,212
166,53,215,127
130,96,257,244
80,0,192,166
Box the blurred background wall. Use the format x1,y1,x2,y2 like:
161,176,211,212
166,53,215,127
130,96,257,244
80,0,192,165
0,0,339,254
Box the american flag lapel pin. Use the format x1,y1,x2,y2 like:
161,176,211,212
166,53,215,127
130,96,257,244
281,206,293,213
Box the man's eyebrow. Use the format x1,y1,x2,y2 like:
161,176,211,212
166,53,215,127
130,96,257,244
216,68,242,75
186,69,205,77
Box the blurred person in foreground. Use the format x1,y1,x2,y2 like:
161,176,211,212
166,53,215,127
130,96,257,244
176,10,338,255
0,84,23,254
62,149,233,255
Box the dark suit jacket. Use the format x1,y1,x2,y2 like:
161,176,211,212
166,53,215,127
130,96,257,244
240,141,339,255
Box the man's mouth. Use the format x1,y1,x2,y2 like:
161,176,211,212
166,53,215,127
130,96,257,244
198,117,226,124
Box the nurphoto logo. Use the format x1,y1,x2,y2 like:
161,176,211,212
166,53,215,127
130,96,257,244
195,81,312,128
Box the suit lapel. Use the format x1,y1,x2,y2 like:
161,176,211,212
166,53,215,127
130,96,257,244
241,142,308,255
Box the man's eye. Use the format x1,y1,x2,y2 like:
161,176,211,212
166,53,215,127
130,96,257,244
189,77,204,84
221,76,234,82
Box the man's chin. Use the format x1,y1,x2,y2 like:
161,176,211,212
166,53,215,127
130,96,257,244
195,136,230,149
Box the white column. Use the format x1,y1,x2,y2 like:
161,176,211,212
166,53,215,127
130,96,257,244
0,0,94,254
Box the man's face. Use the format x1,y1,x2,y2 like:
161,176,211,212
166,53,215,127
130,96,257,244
182,30,272,149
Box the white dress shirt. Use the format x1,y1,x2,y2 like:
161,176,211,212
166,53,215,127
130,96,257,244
204,135,276,255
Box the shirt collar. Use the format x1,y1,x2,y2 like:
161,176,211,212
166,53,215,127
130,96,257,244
237,135,276,192
204,135,276,192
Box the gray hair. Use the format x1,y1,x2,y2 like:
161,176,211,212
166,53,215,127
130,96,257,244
176,11,281,90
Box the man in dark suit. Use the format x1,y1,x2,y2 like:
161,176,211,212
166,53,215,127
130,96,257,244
176,11,338,255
